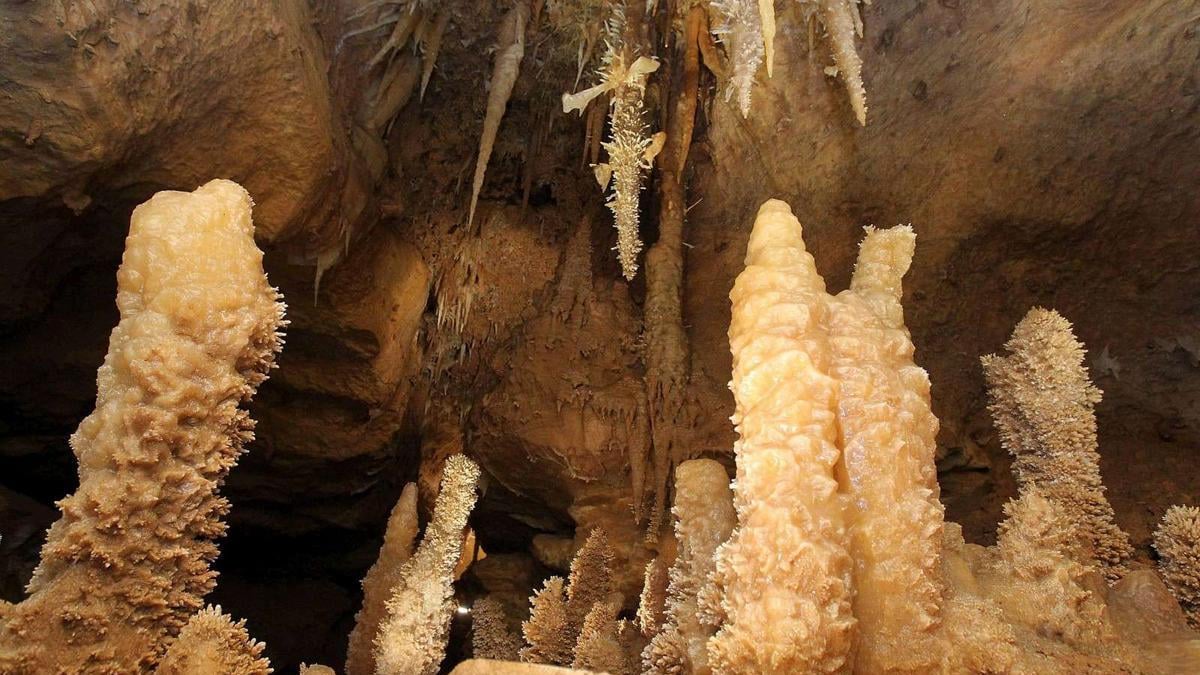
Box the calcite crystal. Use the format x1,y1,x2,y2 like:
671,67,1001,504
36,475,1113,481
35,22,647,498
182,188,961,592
0,180,284,672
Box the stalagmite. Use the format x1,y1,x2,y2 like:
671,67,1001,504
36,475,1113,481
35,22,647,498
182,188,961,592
521,577,573,666
1154,505,1200,628
468,1,530,226
826,226,946,672
981,307,1134,578
572,602,626,673
374,455,482,675
0,180,284,672
471,596,522,661
346,482,420,675
646,459,735,675
565,528,617,632
708,199,856,673
158,606,271,675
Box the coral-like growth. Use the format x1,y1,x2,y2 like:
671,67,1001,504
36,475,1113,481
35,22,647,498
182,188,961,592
521,576,574,665
566,528,617,632
299,665,336,675
648,459,735,675
471,596,522,661
0,180,284,672
468,0,531,226
1154,505,1200,628
158,606,271,675
711,0,765,117
637,557,669,638
563,4,660,280
981,307,1134,578
347,482,420,675
573,601,627,673
989,489,1110,644
709,199,857,673
374,455,482,675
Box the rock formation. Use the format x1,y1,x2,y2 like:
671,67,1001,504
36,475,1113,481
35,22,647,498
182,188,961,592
0,180,284,672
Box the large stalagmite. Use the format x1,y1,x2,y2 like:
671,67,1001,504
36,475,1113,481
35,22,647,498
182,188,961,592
828,226,946,672
0,180,284,672
709,199,857,673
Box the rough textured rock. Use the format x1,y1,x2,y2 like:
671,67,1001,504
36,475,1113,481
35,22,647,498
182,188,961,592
1,0,1198,670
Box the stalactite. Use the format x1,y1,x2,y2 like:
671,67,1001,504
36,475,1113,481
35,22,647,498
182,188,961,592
158,606,271,675
1154,505,1200,628
374,455,482,675
0,180,284,672
711,0,764,118
643,5,704,535
981,307,1134,579
563,2,660,281
827,225,946,672
346,482,420,675
708,199,856,674
419,10,451,100
468,1,531,226
817,0,868,125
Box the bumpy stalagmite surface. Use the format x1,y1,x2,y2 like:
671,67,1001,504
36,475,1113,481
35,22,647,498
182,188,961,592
981,308,1134,577
0,180,283,672
709,199,856,673
522,577,574,666
827,226,946,672
1155,505,1200,628
645,459,735,675
471,596,522,661
565,528,617,634
573,601,626,673
158,605,271,675
347,482,420,675
375,454,481,675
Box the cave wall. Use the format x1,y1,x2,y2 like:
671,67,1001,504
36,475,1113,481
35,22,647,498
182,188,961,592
0,0,1197,669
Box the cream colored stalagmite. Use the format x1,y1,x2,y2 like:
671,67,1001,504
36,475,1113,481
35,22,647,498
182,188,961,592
708,199,857,674
346,482,420,675
0,180,284,672
826,226,946,672
646,458,736,675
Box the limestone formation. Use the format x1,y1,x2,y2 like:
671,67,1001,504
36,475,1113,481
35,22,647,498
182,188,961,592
374,455,482,675
347,482,420,675
0,180,284,672
982,307,1134,578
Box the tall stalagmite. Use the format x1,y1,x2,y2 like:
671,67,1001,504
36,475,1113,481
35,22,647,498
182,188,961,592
0,180,284,672
374,455,481,675
708,199,856,673
827,225,946,672
346,482,420,675
981,307,1133,578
